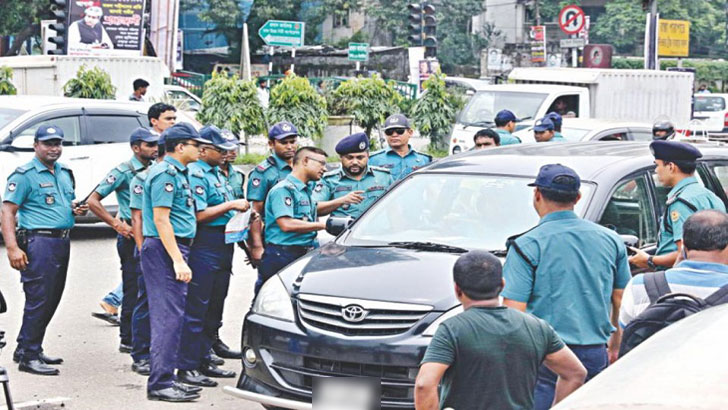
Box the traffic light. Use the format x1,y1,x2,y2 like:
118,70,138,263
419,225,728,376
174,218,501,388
423,4,437,57
48,0,68,55
407,3,423,46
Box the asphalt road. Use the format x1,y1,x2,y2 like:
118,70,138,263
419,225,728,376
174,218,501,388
0,225,263,410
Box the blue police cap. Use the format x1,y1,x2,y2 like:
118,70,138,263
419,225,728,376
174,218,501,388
494,110,518,124
335,132,369,155
161,122,206,144
533,117,555,132
35,124,64,141
546,112,562,128
384,114,411,130
528,163,581,193
129,127,159,144
200,125,237,150
268,121,298,140
650,140,702,162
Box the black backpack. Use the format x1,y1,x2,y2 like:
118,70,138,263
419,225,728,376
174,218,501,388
619,270,728,357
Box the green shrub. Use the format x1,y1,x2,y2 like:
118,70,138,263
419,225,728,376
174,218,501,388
196,71,266,136
267,74,328,140
0,66,17,95
411,72,459,149
330,74,403,138
63,65,116,99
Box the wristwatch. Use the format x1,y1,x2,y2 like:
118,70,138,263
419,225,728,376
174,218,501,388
647,256,657,270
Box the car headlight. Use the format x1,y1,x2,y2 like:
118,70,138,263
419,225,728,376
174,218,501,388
422,305,464,336
251,276,295,322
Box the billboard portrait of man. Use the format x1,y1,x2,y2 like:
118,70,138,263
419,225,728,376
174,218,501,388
68,1,114,52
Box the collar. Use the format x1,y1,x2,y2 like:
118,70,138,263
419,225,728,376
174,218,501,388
674,260,728,275
539,210,578,225
130,156,146,171
32,157,60,174
668,176,698,198
194,159,215,173
385,144,414,157
164,156,187,172
272,153,292,170
495,128,511,135
285,174,308,191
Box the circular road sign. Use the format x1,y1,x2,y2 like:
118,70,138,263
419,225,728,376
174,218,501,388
558,5,586,35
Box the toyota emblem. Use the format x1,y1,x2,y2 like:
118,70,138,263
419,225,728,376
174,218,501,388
341,305,367,323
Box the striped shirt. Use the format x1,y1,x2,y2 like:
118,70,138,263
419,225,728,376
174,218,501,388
619,260,728,328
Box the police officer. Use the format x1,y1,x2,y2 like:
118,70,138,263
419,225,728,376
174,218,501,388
533,117,564,142
493,110,522,146
177,126,249,387
313,132,393,218
369,114,432,181
652,119,675,140
629,140,726,270
546,112,565,140
141,122,208,402
247,121,298,268
87,127,159,354
1,125,88,375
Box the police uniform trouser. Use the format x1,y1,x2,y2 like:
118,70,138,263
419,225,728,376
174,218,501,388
118,233,138,346
178,226,233,371
141,237,191,392
256,244,310,295
131,246,150,363
17,231,70,360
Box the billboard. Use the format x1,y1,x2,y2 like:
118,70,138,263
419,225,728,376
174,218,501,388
67,0,146,56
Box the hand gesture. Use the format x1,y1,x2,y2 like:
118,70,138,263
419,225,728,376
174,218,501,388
341,190,365,205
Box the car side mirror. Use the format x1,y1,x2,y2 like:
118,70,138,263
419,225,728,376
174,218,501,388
326,216,354,236
620,234,639,248
11,134,34,150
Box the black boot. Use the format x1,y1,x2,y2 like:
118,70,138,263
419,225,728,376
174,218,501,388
212,330,242,359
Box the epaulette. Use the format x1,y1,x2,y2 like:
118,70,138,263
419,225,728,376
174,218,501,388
322,168,341,178
13,164,31,174
254,157,276,173
369,149,385,157
370,165,390,174
419,152,433,161
165,164,178,176
190,168,204,178
59,162,72,171
59,163,76,188
136,171,149,181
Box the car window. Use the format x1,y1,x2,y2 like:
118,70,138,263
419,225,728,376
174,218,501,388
561,127,590,141
87,115,144,143
0,108,27,130
597,130,628,141
707,163,728,198
630,130,654,141
547,94,579,117
694,96,725,112
599,176,657,246
17,116,82,146
166,90,202,111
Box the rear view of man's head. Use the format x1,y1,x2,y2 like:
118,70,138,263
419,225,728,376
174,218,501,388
683,210,728,262
453,251,503,301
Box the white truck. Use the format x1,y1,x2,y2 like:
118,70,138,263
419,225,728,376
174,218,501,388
0,55,169,101
449,67,694,154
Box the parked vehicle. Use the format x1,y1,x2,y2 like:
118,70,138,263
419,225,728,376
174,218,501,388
163,85,202,112
513,118,654,143
693,93,728,137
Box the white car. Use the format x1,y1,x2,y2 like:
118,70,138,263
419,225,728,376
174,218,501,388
693,93,728,137
163,85,202,113
512,118,654,144
0,96,199,221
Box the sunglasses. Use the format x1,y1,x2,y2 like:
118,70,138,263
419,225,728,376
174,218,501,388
385,128,407,136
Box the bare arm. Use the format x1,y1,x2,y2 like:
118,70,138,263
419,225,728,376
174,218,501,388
414,363,449,410
153,207,190,283
131,209,143,251
1,202,27,271
246,201,266,264
88,192,132,238
316,191,364,216
503,298,527,312
629,243,680,269
276,216,325,234
543,347,587,406
196,199,249,224
608,288,624,364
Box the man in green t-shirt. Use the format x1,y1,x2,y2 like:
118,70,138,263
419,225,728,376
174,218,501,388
415,251,586,410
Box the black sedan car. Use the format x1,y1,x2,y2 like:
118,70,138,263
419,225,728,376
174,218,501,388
225,141,728,409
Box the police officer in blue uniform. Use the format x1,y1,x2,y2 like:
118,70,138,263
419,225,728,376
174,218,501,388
493,110,522,146
313,132,393,218
141,122,208,402
533,117,564,142
369,114,432,181
87,127,159,354
546,112,565,140
177,126,249,387
630,140,726,270
2,125,88,375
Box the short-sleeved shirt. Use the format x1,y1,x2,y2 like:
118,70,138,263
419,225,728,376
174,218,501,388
222,163,246,200
502,210,632,345
421,306,564,410
655,176,726,256
142,156,196,239
368,145,432,181
312,165,393,218
188,160,235,227
619,260,728,328
94,156,147,220
246,154,292,202
4,157,76,230
129,169,148,211
264,174,318,246
495,128,521,145
550,132,566,142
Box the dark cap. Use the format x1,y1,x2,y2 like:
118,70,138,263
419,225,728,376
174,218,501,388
200,125,237,150
528,164,581,192
161,122,207,143
268,121,298,140
35,124,64,141
335,132,369,155
384,114,411,130
546,112,562,128
533,117,555,132
650,140,702,162
129,127,159,144
494,110,517,124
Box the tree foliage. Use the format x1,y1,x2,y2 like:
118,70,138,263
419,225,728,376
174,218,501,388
267,74,328,140
63,65,117,100
0,66,17,96
330,74,403,138
411,72,459,149
196,71,266,136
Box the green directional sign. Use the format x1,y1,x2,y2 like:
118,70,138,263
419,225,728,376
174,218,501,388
348,42,369,62
258,20,305,48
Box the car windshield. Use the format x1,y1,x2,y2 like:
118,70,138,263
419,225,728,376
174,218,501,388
561,127,591,141
694,96,726,112
0,108,26,130
343,173,594,252
459,91,547,126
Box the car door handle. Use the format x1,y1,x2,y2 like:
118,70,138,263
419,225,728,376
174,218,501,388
69,156,90,160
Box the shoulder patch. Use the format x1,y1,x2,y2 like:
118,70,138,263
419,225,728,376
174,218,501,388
370,165,391,174
670,210,681,222
165,164,178,176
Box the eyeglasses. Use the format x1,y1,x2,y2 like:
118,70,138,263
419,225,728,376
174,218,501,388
306,156,327,167
385,128,407,136
182,142,200,149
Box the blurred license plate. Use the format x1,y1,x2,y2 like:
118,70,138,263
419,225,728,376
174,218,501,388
312,377,380,410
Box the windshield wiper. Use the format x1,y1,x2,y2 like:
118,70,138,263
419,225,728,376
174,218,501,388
465,120,494,128
387,241,468,253
489,250,508,257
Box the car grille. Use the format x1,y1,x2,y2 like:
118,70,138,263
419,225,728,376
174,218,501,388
296,294,433,336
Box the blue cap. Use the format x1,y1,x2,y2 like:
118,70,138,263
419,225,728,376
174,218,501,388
384,114,411,130
160,122,206,143
268,121,298,140
494,110,517,124
35,125,64,141
335,132,369,155
129,127,159,144
528,164,581,192
650,140,702,162
533,117,555,132
546,112,562,128
200,125,238,150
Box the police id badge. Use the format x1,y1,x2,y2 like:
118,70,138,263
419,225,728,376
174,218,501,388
45,194,55,205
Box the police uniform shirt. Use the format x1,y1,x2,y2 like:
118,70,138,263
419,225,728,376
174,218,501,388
312,166,393,218
4,157,76,230
264,174,318,246
129,170,148,211
247,154,292,202
655,176,726,255
368,145,432,181
94,156,146,221
141,157,196,239
495,129,521,146
552,132,566,142
222,163,246,200
189,160,236,227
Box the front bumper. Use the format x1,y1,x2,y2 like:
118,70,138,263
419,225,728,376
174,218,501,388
223,386,311,410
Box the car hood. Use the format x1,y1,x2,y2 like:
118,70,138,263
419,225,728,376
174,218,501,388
278,243,461,311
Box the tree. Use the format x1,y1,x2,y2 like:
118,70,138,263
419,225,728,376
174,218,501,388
0,66,17,95
63,65,117,100
0,0,45,55
330,74,403,139
196,71,266,138
410,72,459,150
267,74,328,140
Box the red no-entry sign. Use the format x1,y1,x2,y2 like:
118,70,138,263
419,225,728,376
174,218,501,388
559,5,586,35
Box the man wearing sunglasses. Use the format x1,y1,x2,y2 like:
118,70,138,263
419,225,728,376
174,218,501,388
369,114,432,181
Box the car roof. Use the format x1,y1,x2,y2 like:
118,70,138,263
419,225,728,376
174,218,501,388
561,118,652,129
694,93,728,98
444,77,492,90
471,83,586,93
0,95,149,112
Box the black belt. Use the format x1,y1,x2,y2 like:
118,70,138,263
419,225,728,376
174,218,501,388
175,236,194,247
267,243,314,253
197,225,226,233
22,229,70,239
567,344,607,349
